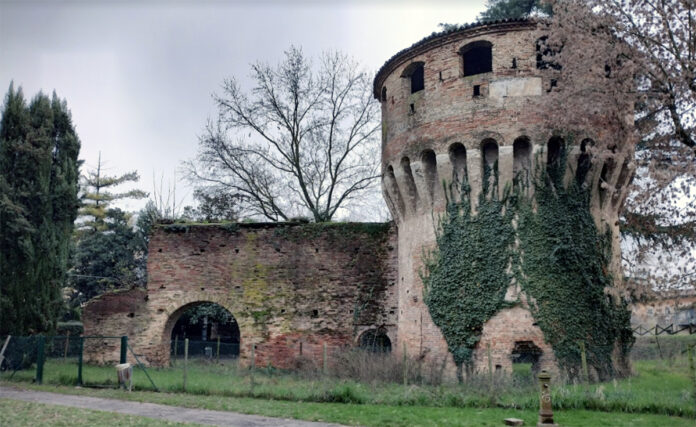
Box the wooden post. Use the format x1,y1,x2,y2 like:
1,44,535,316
688,344,695,417
655,328,663,359
63,331,70,361
216,336,221,363
402,341,407,386
579,341,589,383
183,338,189,392
322,342,328,375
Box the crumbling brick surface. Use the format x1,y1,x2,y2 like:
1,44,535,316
83,223,398,367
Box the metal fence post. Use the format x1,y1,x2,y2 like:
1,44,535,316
77,337,84,386
120,336,128,364
35,336,45,385
322,342,328,375
63,331,70,361
216,336,220,363
183,338,189,392
173,335,178,366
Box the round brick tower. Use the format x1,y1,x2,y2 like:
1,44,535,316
374,19,634,377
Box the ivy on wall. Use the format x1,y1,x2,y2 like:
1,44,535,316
515,155,634,380
422,163,515,379
422,150,634,381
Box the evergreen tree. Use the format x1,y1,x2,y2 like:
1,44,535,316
0,84,81,335
67,155,149,308
77,153,146,233
71,208,141,303
479,0,552,21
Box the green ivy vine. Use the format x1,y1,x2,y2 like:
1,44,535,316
422,161,515,379
422,146,634,381
515,150,634,380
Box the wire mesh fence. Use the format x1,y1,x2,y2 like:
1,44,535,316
170,338,239,361
0,335,132,388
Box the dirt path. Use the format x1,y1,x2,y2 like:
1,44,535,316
0,386,344,427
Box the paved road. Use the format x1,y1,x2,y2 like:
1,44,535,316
0,386,344,427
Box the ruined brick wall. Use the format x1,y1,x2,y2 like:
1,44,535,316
374,20,634,375
83,222,398,367
630,292,696,329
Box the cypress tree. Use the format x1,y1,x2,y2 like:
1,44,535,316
0,83,81,335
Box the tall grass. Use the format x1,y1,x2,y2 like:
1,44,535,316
1,336,694,418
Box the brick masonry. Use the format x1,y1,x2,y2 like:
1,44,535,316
83,223,398,367
375,20,634,376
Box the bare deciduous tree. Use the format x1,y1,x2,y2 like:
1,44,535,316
543,0,696,290
185,46,381,222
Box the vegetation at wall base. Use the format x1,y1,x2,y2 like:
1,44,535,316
1,341,694,424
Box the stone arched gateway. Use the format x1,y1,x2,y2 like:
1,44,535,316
83,223,398,368
156,297,243,366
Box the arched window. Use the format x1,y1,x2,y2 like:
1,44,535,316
402,62,425,94
381,86,387,102
461,41,493,77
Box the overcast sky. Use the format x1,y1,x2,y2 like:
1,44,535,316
0,0,487,215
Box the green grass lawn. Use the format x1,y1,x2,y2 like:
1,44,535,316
3,356,693,417
2,383,693,427
2,336,694,423
0,398,197,426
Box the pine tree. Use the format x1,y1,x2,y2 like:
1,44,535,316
0,83,80,335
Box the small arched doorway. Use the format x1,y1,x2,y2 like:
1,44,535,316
168,302,240,360
358,329,392,353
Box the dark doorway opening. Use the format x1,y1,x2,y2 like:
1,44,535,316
359,329,392,353
170,302,240,359
511,341,542,383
